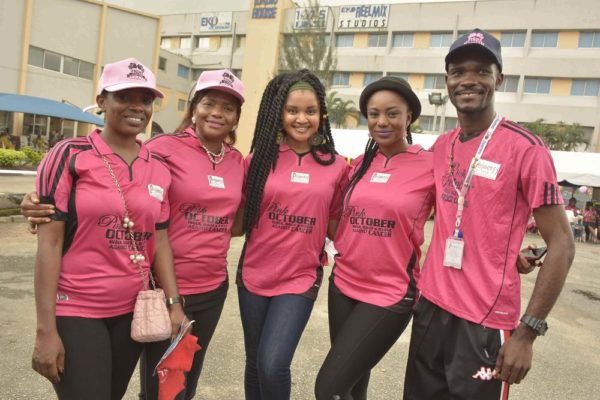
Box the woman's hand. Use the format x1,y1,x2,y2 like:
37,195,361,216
20,192,54,233
167,304,189,339
32,329,65,384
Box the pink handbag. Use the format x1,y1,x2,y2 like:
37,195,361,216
101,156,171,343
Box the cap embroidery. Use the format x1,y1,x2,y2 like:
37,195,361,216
127,62,148,82
219,71,235,88
464,31,485,46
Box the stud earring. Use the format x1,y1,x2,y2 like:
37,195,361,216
191,116,196,124
275,132,284,144
309,134,324,147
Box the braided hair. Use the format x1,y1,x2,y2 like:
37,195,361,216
243,69,337,236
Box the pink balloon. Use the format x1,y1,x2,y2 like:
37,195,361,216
578,186,588,193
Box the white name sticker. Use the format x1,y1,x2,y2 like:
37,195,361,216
147,184,164,201
291,171,310,184
443,237,464,269
370,172,391,184
208,175,225,189
473,159,501,180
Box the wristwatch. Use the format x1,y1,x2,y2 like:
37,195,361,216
520,314,548,336
166,296,185,307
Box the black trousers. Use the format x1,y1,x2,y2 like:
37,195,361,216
139,281,228,400
403,297,510,400
54,313,143,400
315,281,412,400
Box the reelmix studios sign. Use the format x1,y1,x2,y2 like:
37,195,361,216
338,4,389,29
199,12,233,32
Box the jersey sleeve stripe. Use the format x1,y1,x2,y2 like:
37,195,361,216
504,121,544,146
502,123,537,146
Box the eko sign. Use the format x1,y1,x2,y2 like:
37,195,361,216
199,12,233,32
338,4,389,29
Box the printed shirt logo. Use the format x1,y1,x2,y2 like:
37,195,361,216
465,32,485,46
267,202,316,234
441,160,472,206
97,215,152,251
127,62,147,81
180,203,229,232
220,71,235,88
148,184,164,201
342,206,395,238
56,293,69,301
472,366,494,381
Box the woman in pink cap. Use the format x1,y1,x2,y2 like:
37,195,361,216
30,58,186,399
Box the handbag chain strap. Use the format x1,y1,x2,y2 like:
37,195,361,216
101,155,156,291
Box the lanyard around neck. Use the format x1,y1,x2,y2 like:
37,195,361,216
450,114,502,238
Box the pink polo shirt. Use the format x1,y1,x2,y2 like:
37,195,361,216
146,127,244,295
240,144,349,297
419,119,563,330
36,130,171,318
333,145,435,310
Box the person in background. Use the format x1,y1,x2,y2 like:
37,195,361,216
30,58,186,399
315,76,434,400
582,201,598,243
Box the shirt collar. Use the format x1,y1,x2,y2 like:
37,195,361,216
88,129,150,161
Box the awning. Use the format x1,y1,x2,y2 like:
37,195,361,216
0,93,104,126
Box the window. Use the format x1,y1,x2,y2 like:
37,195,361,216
332,72,350,86
336,34,354,48
358,113,367,126
79,61,93,80
430,32,452,48
363,72,383,86
235,35,246,49
220,36,232,49
158,57,167,71
177,64,190,79
524,77,551,94
197,37,210,49
160,38,172,49
579,31,600,48
424,74,446,90
180,37,192,49
392,33,414,48
497,76,519,92
571,79,600,96
500,31,526,47
44,51,61,72
388,72,409,81
177,99,187,112
418,116,434,131
368,33,387,47
63,57,79,77
531,31,558,47
28,46,93,80
28,46,44,67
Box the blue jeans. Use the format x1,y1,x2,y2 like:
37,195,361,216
238,287,314,400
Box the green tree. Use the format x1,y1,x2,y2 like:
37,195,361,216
280,0,336,87
523,118,590,151
326,91,359,128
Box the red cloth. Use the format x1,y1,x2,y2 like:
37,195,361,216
157,334,201,400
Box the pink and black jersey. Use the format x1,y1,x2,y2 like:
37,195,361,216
146,127,244,295
333,145,435,310
419,119,563,330
240,144,349,297
36,129,171,318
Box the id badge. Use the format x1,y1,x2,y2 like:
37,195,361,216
208,175,225,189
443,237,464,269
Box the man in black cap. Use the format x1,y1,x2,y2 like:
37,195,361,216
403,28,574,399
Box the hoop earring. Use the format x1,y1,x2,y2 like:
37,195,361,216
275,132,284,144
309,134,324,147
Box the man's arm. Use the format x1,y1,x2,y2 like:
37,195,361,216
494,204,575,384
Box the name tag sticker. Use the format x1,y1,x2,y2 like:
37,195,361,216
443,237,464,269
291,172,310,184
147,184,164,201
370,172,391,184
208,175,225,189
473,159,501,180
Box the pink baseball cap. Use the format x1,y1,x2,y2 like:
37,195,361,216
97,58,164,98
194,69,244,104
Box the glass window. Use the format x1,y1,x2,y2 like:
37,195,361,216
160,38,172,49
197,37,210,49
332,72,350,86
336,34,354,48
158,57,167,71
63,57,79,77
418,116,434,131
177,64,190,79
392,33,414,48
388,73,409,81
79,61,93,80
430,32,452,47
180,37,192,49
579,31,600,48
500,31,526,47
363,72,383,86
44,51,61,72
571,79,600,96
424,74,446,90
177,99,187,112
28,46,44,67
368,33,387,47
524,77,551,94
531,31,558,47
220,36,232,48
497,76,519,92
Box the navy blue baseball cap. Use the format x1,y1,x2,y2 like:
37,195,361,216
445,28,503,72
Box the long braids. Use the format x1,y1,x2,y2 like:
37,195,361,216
243,69,338,237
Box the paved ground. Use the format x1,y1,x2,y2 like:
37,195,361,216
1,218,600,399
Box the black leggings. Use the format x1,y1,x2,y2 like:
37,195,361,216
315,281,413,400
139,282,228,400
54,313,143,400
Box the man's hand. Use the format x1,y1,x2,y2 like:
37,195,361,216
493,325,535,384
20,192,54,233
517,245,543,274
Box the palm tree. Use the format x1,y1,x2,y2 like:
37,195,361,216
326,91,359,128
523,119,590,151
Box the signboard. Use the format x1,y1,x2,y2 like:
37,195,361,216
338,4,389,29
294,7,328,30
199,12,233,32
252,0,278,19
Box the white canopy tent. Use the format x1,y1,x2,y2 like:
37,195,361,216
332,129,600,188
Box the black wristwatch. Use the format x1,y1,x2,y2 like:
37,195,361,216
520,314,548,336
